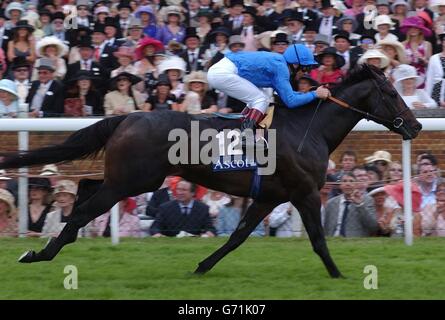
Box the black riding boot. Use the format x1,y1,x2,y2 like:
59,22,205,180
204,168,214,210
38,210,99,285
240,109,266,150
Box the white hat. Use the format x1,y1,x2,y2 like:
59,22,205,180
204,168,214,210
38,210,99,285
364,150,392,164
377,39,407,64
0,189,16,215
368,186,387,197
53,180,77,196
0,169,12,181
393,64,422,91
5,2,24,19
36,36,69,58
430,0,445,12
39,164,59,176
373,15,395,30
358,49,390,69
391,0,411,12
160,5,185,23
157,56,187,78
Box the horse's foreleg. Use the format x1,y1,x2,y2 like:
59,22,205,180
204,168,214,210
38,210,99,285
18,181,122,263
291,190,343,278
194,201,277,274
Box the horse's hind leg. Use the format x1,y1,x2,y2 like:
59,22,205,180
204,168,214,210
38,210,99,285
18,180,123,263
194,201,278,274
291,190,343,278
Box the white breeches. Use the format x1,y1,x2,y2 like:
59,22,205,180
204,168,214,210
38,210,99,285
207,57,269,114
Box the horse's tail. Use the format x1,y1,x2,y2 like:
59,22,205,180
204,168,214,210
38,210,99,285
0,115,128,170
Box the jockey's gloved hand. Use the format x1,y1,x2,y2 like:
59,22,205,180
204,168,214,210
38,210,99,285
315,86,331,100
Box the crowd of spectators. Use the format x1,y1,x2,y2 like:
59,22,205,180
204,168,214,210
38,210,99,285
2,0,445,117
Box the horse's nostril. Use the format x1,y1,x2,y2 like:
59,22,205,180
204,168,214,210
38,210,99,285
415,123,423,132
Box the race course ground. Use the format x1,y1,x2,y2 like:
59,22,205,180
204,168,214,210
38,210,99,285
0,237,444,300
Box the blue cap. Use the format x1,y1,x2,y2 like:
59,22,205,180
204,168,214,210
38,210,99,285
283,44,318,66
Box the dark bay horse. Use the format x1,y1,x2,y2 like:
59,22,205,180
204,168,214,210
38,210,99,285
0,65,421,278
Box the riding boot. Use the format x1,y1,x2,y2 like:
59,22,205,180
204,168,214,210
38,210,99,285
241,108,266,150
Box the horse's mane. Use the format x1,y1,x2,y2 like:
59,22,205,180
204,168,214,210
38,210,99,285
331,64,384,96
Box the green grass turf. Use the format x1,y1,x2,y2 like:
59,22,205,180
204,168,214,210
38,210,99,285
0,237,444,299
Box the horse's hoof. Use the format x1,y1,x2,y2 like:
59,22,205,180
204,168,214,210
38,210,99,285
193,265,208,275
18,250,37,263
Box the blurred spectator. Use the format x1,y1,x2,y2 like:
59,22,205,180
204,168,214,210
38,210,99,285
27,58,64,117
365,164,383,185
239,6,260,51
150,179,216,237
310,47,345,87
124,18,144,48
335,16,360,46
344,0,364,17
296,74,319,93
204,26,231,67
364,150,392,177
421,182,445,236
50,12,68,43
333,31,352,71
11,56,31,104
144,73,178,111
400,16,432,88
416,163,440,209
180,27,206,74
4,2,24,30
196,10,212,42
390,0,410,27
180,71,217,114
0,188,17,237
41,179,77,238
315,0,338,43
426,33,445,108
39,164,61,187
134,5,158,39
104,72,144,115
283,11,305,45
349,32,376,69
202,190,231,225
352,165,371,195
324,173,379,237
65,70,104,116
27,177,53,236
33,36,67,81
269,202,302,237
357,48,390,70
157,5,186,45
394,64,437,109
313,34,330,56
223,0,244,34
0,78,19,117
134,37,163,94
0,170,11,191
117,0,132,37
377,40,406,80
94,197,142,238
37,9,53,37
111,46,136,78
7,19,36,65
217,196,265,237
368,185,392,236
374,15,398,43
387,161,403,184
145,176,173,219
432,1,445,36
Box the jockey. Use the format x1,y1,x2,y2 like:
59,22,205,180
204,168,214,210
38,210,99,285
207,44,331,143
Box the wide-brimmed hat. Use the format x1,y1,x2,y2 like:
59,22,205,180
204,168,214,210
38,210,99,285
391,0,411,12
185,71,208,91
314,34,330,46
364,150,392,164
336,16,359,33
160,5,185,23
384,181,421,212
393,64,422,91
39,164,59,176
134,5,156,22
316,47,345,68
358,49,390,69
36,36,68,58
135,37,164,60
400,16,432,37
373,14,395,30
28,177,52,191
113,45,135,58
0,79,19,99
110,72,142,86
0,189,16,215
368,186,387,197
5,2,24,19
158,56,186,78
53,180,78,196
228,35,245,48
0,169,11,181
430,0,445,12
12,20,35,32
208,26,231,42
128,17,143,30
36,57,56,71
377,39,407,64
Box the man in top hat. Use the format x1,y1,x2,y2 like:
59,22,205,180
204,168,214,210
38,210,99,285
239,6,263,51
223,0,245,34
270,32,289,54
90,22,118,74
283,10,306,44
296,0,319,26
314,0,339,43
11,56,31,104
334,31,352,72
179,27,207,74
124,18,144,48
51,11,68,44
65,37,108,94
26,58,64,117
117,0,132,37
104,16,125,48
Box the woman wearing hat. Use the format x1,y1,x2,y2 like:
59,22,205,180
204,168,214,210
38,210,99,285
4,1,24,29
374,14,398,43
157,56,186,99
27,177,53,236
335,16,361,45
390,0,410,26
32,36,68,81
310,47,345,87
0,189,18,237
144,73,178,111
179,71,217,114
401,16,432,88
432,0,445,36
425,33,445,107
111,46,137,77
377,39,406,81
134,5,158,39
157,5,186,46
0,79,19,118
65,70,104,116
196,10,212,42
41,180,78,238
393,64,437,109
104,72,145,115
357,48,390,70
203,26,231,67
134,37,164,94
7,20,36,64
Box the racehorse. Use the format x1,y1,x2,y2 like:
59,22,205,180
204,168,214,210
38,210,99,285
0,64,421,278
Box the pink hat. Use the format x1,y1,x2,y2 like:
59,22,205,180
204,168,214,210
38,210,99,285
135,37,164,60
400,16,432,37
384,181,422,212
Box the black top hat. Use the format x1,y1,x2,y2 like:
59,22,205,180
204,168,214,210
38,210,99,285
333,30,351,43
209,26,231,40
316,47,345,68
110,72,142,86
156,73,172,88
320,0,334,9
38,8,52,18
283,10,305,24
12,20,35,32
51,11,65,21
197,9,213,19
304,23,318,33
12,56,31,70
28,177,52,191
93,23,106,34
230,0,245,7
77,36,94,48
117,0,132,10
184,27,200,43
104,16,120,29
272,32,289,44
242,6,257,18
68,70,99,83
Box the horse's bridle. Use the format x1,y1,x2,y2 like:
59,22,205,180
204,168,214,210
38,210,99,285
327,77,411,129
